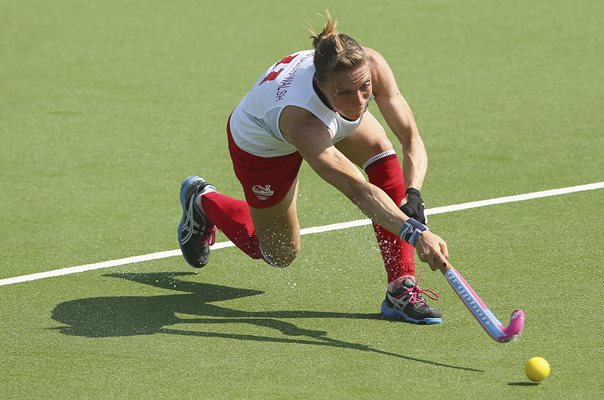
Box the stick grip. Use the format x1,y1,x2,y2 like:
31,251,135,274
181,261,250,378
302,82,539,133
439,262,454,274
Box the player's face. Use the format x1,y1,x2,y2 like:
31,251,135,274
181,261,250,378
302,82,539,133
320,62,372,120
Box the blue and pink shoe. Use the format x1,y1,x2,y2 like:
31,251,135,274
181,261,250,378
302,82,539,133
381,274,442,325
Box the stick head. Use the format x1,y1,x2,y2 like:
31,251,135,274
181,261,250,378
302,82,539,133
499,309,525,342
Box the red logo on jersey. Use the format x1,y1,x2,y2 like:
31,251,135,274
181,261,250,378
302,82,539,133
260,69,284,85
259,54,299,85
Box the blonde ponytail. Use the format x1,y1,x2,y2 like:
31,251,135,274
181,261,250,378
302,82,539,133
309,11,338,49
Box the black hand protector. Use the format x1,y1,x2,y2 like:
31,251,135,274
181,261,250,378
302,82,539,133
400,188,427,225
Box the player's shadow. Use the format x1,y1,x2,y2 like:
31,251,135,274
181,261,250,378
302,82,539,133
50,271,481,372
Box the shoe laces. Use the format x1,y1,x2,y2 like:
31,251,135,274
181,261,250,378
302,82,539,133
182,194,216,246
202,225,217,246
181,196,201,244
394,272,440,306
188,194,216,246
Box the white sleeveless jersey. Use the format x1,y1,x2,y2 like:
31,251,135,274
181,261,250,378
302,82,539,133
229,50,363,157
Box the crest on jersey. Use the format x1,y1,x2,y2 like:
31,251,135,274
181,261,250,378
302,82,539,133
252,185,274,200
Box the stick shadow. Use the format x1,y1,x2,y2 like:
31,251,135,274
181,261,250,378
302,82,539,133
50,271,481,373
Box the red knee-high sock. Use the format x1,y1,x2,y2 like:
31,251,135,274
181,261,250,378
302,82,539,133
198,191,263,260
365,152,415,282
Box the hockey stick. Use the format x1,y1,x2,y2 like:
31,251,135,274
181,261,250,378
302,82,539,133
441,264,525,343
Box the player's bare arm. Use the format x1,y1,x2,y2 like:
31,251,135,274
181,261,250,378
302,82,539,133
364,47,428,191
280,106,447,269
280,106,405,234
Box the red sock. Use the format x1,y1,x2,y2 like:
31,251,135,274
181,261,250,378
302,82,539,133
198,191,263,260
365,152,415,282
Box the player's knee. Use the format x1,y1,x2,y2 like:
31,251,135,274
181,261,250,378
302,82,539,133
261,243,300,268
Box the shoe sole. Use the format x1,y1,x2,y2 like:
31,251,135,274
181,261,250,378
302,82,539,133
380,301,443,325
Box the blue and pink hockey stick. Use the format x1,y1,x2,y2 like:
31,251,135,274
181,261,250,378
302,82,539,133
441,265,525,343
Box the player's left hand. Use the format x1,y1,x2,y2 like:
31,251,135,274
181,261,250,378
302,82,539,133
400,188,427,224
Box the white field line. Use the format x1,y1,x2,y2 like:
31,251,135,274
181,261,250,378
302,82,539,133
1,181,603,287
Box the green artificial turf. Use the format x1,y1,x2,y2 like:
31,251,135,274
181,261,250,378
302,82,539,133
1,1,602,399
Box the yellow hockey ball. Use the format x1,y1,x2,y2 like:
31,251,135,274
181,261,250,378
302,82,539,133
524,357,550,382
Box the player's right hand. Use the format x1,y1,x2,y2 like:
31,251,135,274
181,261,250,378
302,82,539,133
415,231,449,271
